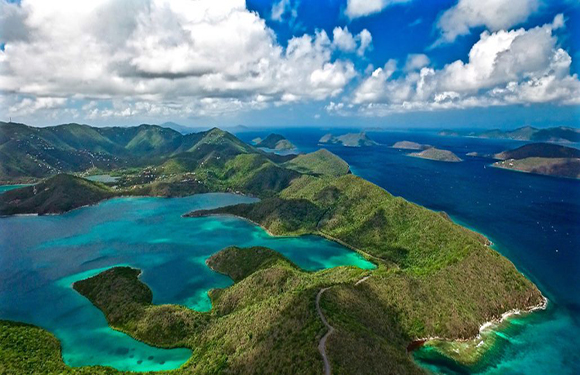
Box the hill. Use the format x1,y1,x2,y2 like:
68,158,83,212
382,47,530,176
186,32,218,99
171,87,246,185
409,148,462,162
0,174,115,215
254,134,295,150
494,143,580,160
283,149,350,177
319,132,378,147
0,123,266,182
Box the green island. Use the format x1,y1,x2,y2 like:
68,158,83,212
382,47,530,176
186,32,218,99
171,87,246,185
253,134,296,151
408,148,462,162
319,132,378,147
391,141,430,150
0,122,545,373
492,143,580,179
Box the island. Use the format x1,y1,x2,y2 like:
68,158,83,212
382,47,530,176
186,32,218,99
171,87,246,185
492,143,580,179
409,147,463,162
319,132,378,147
391,141,430,150
0,121,545,374
438,126,580,143
253,133,296,151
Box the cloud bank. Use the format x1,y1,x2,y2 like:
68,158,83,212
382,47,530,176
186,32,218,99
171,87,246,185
0,0,364,120
331,15,580,116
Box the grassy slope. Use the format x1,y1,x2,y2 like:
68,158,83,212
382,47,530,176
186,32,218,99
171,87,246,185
0,174,115,215
284,149,350,177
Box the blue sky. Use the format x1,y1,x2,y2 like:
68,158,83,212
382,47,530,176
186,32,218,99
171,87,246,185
1,0,579,129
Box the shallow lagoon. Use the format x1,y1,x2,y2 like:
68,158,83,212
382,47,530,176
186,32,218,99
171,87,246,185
0,193,374,371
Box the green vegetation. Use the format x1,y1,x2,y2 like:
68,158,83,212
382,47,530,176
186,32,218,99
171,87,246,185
67,248,373,374
409,148,462,162
283,149,350,177
254,134,296,150
0,320,116,374
319,132,378,147
0,174,115,215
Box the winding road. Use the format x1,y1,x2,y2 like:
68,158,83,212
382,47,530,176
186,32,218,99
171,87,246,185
316,275,371,375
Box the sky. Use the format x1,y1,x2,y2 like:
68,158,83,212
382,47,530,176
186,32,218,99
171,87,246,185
0,0,579,129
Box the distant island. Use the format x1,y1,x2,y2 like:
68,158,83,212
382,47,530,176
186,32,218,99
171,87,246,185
391,141,431,150
438,126,580,143
492,143,580,179
409,148,463,162
253,133,296,151
319,132,378,147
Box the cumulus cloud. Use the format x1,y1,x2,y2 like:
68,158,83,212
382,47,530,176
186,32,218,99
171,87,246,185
332,27,373,56
348,15,580,115
436,0,540,43
0,0,360,120
345,0,412,19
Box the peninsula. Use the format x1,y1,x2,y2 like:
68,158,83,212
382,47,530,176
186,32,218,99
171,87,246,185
493,143,580,179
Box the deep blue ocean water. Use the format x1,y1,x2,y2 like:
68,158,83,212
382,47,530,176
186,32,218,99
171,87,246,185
238,129,580,374
0,193,373,371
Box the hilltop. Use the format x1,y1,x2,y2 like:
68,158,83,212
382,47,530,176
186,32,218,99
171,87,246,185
319,132,378,147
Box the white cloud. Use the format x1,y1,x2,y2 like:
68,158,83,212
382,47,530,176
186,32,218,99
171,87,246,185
349,15,580,115
345,0,412,19
0,0,360,120
331,27,373,56
404,54,430,72
436,0,540,43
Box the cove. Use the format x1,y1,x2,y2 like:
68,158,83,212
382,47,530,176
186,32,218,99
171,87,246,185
0,193,374,371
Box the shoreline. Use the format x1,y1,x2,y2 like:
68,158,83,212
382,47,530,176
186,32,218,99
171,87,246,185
408,295,549,354
184,212,381,267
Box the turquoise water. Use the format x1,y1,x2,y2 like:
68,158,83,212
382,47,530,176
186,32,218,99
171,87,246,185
238,129,580,374
0,193,374,371
0,184,31,193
